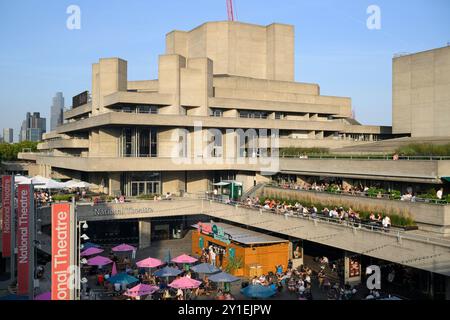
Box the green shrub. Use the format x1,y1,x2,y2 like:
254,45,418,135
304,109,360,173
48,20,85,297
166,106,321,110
396,143,450,156
389,190,401,200
367,188,384,198
326,185,340,194
280,147,329,157
258,195,416,227
52,194,75,202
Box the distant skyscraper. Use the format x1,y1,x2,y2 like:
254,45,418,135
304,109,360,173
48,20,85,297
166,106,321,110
3,128,13,143
51,92,64,131
20,112,46,142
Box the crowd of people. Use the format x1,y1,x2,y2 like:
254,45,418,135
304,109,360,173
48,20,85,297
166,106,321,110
274,180,446,203
242,196,392,230
34,190,53,206
81,249,238,301
199,245,226,268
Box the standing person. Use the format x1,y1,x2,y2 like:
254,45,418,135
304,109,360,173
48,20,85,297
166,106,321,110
318,270,326,289
437,188,444,200
382,215,391,231
176,288,184,300
218,249,224,268
210,248,216,267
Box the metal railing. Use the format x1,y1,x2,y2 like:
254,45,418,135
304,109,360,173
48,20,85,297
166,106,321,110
23,148,450,162
266,184,450,206
199,194,450,248
280,154,450,161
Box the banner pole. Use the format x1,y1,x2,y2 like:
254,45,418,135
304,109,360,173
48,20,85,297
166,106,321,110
10,176,15,284
29,184,35,300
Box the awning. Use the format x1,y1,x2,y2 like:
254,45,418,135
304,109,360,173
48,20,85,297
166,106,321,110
213,182,230,186
442,177,450,183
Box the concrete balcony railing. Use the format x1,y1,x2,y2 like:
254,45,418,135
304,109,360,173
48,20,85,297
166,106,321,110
279,158,450,184
37,138,89,150
63,102,92,120
23,154,279,172
17,152,39,161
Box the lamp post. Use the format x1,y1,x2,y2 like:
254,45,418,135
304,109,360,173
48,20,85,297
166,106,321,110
77,220,88,300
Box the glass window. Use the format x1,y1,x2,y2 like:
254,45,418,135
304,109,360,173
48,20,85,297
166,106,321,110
239,110,268,119
150,128,157,157
275,112,285,120
123,128,134,157
210,109,223,117
139,129,150,157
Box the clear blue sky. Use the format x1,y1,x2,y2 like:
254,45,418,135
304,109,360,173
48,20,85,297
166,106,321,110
1,0,449,141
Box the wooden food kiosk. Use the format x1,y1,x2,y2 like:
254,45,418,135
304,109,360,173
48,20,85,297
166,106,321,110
192,222,289,277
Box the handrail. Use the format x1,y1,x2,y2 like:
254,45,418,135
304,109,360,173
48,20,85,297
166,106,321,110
280,154,450,161
21,149,450,161
200,194,450,248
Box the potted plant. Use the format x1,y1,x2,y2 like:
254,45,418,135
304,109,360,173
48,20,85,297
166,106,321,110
225,256,244,276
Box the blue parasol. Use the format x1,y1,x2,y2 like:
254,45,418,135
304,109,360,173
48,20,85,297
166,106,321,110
83,242,101,250
191,263,220,274
154,266,182,278
240,284,277,299
209,271,239,283
107,272,139,285
0,294,29,300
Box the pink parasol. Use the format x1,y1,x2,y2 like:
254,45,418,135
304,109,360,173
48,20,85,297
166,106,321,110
112,243,136,252
136,257,163,268
124,284,159,297
169,277,202,289
171,254,198,264
87,255,113,266
111,262,118,276
80,247,104,257
34,292,51,300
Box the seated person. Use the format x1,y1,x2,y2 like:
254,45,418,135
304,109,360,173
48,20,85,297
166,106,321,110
97,273,105,286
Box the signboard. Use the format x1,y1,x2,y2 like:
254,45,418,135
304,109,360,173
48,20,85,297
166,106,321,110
17,184,33,296
197,222,231,245
349,257,361,278
1,176,13,257
198,222,212,235
72,91,88,109
51,203,72,300
212,224,231,245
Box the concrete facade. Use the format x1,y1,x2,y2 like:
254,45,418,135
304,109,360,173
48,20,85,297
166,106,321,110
393,46,450,137
20,20,393,198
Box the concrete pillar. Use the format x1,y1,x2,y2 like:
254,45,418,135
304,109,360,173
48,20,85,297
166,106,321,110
181,57,214,116
445,276,450,300
223,109,238,118
109,173,121,196
344,252,362,286
91,58,127,115
255,173,271,185
162,171,185,195
139,219,152,249
158,54,186,115
291,241,304,269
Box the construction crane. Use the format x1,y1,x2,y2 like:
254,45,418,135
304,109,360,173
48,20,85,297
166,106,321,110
226,0,235,21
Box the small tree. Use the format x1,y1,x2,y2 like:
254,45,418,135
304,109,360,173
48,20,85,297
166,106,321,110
225,256,243,274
